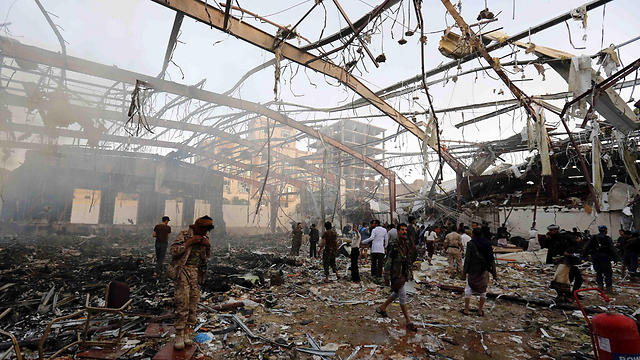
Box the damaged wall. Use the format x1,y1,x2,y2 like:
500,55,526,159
477,206,623,238
0,148,225,234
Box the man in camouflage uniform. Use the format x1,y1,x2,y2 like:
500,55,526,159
318,221,340,283
169,216,213,350
443,226,464,279
375,223,417,331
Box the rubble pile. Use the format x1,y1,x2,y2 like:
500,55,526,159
0,234,639,359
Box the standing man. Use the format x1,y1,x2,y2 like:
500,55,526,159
481,221,492,242
528,223,541,251
462,229,497,316
375,224,417,332
461,228,472,249
309,224,320,258
620,231,639,276
424,226,438,265
584,225,618,292
544,224,564,264
350,223,361,282
169,216,214,350
443,225,464,279
290,222,303,256
359,222,370,265
361,219,388,279
407,216,419,248
318,221,340,283
386,224,398,251
153,216,171,277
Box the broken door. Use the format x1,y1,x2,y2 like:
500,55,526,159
70,188,101,224
113,192,139,225
164,199,183,227
193,199,211,223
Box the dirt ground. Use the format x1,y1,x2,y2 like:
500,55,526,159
0,232,638,359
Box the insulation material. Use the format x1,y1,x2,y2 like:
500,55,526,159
570,5,588,28
524,120,535,151
568,55,593,117
614,130,640,190
424,114,438,149
534,105,552,176
591,121,604,207
597,45,621,77
607,182,636,211
438,28,473,60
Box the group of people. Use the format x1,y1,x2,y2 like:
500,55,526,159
151,213,638,350
288,217,499,328
545,223,639,299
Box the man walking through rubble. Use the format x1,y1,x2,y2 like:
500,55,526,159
309,223,319,258
443,225,464,279
424,226,437,266
318,221,340,283
462,228,497,316
584,225,618,293
169,216,214,350
290,222,303,256
153,216,171,277
375,223,418,332
362,219,388,279
350,223,361,282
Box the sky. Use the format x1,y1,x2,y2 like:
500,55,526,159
1,0,639,184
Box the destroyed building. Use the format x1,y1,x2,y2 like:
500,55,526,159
0,0,640,359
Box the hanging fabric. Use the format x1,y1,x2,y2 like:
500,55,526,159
590,120,604,206
533,105,552,176
568,55,593,117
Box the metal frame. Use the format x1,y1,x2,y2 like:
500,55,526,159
0,36,397,218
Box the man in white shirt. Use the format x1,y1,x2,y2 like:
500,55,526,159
361,219,388,278
461,228,472,251
425,226,437,265
528,222,541,251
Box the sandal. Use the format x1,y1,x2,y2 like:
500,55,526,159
459,309,470,316
477,310,485,317
375,308,388,318
406,323,418,332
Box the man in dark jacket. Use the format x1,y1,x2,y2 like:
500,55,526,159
619,230,639,276
375,223,417,332
584,225,618,292
462,229,497,316
545,224,572,264
309,224,320,258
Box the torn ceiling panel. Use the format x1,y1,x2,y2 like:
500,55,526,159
485,30,640,133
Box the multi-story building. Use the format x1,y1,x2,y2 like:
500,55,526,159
200,117,313,234
310,119,386,199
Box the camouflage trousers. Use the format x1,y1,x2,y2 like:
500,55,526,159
323,250,337,277
446,252,463,277
174,265,200,331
